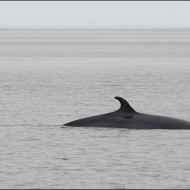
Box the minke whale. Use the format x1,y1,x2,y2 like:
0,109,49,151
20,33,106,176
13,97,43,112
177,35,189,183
64,97,190,129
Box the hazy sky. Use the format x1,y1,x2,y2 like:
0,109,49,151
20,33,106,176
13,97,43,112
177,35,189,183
0,1,190,28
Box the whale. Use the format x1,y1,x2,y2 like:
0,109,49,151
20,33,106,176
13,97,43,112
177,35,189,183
64,97,190,129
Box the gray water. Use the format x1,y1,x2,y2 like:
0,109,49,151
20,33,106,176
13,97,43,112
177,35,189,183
0,29,190,188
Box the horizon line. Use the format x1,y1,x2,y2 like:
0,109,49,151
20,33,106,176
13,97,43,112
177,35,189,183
1,27,190,30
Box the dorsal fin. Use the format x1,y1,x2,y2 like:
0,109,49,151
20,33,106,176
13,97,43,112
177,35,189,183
115,96,136,113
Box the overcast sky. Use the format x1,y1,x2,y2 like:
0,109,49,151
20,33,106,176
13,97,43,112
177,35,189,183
0,1,190,28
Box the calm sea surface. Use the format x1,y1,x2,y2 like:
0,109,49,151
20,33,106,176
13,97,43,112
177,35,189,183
0,29,190,188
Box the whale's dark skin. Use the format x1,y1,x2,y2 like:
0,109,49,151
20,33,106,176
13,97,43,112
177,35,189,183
64,97,190,129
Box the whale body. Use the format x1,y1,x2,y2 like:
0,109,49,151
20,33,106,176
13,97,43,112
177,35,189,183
64,97,190,129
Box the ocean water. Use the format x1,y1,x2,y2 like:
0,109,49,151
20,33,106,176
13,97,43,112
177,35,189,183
0,29,190,188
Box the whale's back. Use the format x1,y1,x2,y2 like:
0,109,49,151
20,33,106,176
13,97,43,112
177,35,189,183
64,97,190,129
